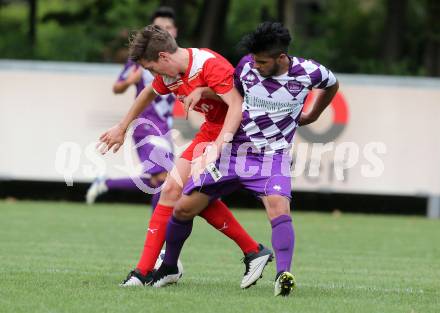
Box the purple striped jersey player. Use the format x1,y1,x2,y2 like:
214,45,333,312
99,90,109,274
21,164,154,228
150,22,339,297
86,11,177,208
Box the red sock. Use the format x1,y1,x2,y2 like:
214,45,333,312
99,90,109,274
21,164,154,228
199,199,259,254
136,204,173,275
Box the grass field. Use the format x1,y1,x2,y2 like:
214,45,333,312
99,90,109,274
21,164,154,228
0,200,439,313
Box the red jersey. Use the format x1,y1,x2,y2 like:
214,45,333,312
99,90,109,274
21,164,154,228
152,48,234,124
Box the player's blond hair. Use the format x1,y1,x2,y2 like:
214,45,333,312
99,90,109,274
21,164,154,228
129,25,178,62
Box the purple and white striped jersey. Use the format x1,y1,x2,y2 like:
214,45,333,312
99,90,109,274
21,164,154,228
233,55,337,155
117,60,175,136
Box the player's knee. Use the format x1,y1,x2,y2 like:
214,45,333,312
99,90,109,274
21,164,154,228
174,202,197,220
161,180,182,202
266,199,290,219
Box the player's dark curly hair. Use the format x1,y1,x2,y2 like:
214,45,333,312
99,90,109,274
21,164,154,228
150,6,176,23
239,22,291,56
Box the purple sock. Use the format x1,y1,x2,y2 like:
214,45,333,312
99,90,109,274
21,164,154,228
271,214,295,273
105,177,150,191
163,216,193,267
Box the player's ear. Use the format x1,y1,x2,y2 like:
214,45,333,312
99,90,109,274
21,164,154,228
158,52,170,62
278,53,287,61
276,53,288,65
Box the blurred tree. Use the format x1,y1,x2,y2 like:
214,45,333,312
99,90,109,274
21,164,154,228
193,0,230,51
158,0,186,31
277,0,295,39
157,0,199,47
382,0,407,64
41,0,115,26
28,0,37,49
424,0,440,76
0,0,438,76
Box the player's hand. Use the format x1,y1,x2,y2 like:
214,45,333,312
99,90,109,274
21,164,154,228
97,124,126,154
183,89,202,119
126,66,142,85
298,111,318,126
190,144,220,182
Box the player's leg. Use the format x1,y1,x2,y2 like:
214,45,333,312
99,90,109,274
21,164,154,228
136,156,191,270
235,152,296,294
191,150,260,256
139,134,173,211
120,157,190,286
261,193,296,296
122,131,207,286
166,176,272,289
199,199,260,255
93,173,165,207
86,176,152,204
192,157,272,289
134,134,173,211
150,191,210,287
173,132,261,257
151,159,272,288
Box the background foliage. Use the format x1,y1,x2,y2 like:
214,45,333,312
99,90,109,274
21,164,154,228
1,0,439,76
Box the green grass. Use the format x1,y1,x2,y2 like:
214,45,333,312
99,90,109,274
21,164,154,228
0,200,439,313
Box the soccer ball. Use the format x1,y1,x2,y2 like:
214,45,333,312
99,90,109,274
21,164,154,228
154,249,184,276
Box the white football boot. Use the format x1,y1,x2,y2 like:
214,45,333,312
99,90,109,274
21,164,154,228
241,243,273,288
119,269,153,287
150,264,182,288
85,177,108,204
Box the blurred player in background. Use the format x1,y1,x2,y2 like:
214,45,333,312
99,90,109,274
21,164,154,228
151,22,339,296
86,7,178,210
99,24,273,288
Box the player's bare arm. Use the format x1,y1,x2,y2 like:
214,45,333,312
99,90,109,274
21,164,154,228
98,84,157,153
216,87,243,148
183,87,222,114
183,87,222,119
190,87,243,180
184,86,243,150
298,80,339,126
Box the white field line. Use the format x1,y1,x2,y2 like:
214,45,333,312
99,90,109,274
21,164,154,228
299,282,425,294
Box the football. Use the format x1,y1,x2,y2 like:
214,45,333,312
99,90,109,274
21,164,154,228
154,249,184,276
